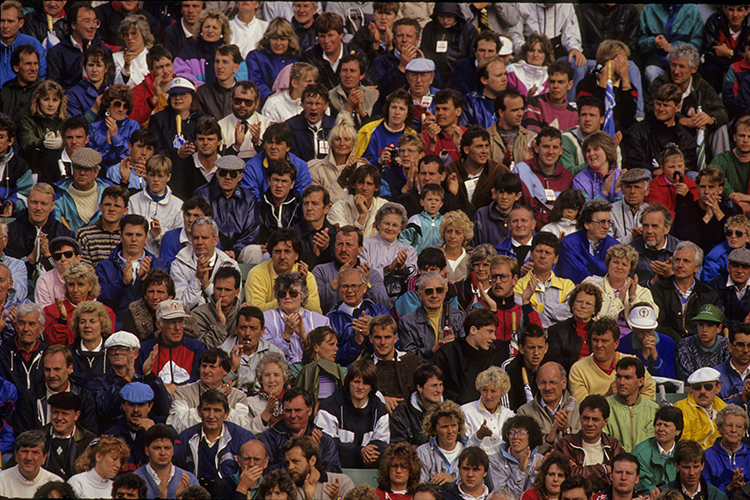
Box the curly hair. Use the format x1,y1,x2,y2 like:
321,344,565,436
273,272,309,308
516,33,554,66
726,214,750,235
101,83,134,114
31,80,68,119
194,9,231,43
63,262,100,300
70,301,112,339
258,470,297,500
501,415,543,450
377,443,422,492
475,366,511,394
257,18,301,58
118,13,154,48
533,452,572,500
302,326,338,363
74,435,130,473
375,202,408,229
604,243,639,274
439,210,474,245
256,351,292,386
576,199,612,231
568,283,604,316
423,400,465,438
716,404,750,431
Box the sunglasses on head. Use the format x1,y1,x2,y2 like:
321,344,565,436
52,251,75,261
277,289,299,299
217,169,240,178
423,286,445,296
727,229,746,238
691,382,715,392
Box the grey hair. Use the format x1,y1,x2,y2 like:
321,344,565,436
375,202,408,229
639,203,673,227
118,14,154,48
273,271,309,307
17,303,44,327
716,404,750,430
469,243,499,265
339,267,368,285
191,216,219,238
417,271,447,291
576,199,613,231
667,44,700,69
255,351,292,385
487,490,515,500
14,430,47,453
675,240,704,267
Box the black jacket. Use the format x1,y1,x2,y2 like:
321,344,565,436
703,10,750,71
645,71,729,132
420,4,478,85
0,336,46,398
196,78,234,121
672,199,738,254
300,41,370,91
622,116,697,172
650,277,722,344
390,394,429,446
94,2,159,48
295,219,337,270
0,77,42,126
434,337,506,404
285,112,336,163
39,424,96,480
16,380,98,437
21,9,68,44
256,190,302,245
547,317,590,374
575,4,639,59
709,271,750,327
162,21,197,61
149,109,209,167
504,354,542,412
5,208,72,276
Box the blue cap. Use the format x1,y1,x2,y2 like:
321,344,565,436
405,58,436,73
120,382,154,403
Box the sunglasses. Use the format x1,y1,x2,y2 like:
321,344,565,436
110,100,127,109
217,169,240,178
234,97,255,106
423,287,445,295
691,383,716,392
726,229,746,238
508,429,529,437
277,289,299,298
52,251,75,261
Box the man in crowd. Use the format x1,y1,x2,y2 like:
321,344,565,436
296,185,337,269
390,364,444,446
523,61,579,133
196,45,241,119
717,323,750,406
631,204,680,284
560,97,606,171
192,267,243,349
503,324,548,411
286,84,335,163
47,2,106,89
328,54,378,129
54,148,111,231
611,169,652,244
708,248,750,326
487,88,534,168
0,431,62,498
134,424,199,498
37,117,90,186
282,436,355,500
618,303,676,379
75,185,130,267
39,393,96,480
0,303,47,396
675,368,727,449
675,305,730,381
105,382,159,469
1,45,42,125
219,81,270,160
464,55,508,131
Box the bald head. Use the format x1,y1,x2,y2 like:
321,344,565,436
537,361,567,406
239,439,268,470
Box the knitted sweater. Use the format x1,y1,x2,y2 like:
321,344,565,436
569,353,656,402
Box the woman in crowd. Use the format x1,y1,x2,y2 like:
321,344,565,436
507,34,554,97
88,84,140,169
263,272,330,366
357,89,416,166
375,442,422,500
703,404,750,494
263,62,318,124
247,18,301,104
546,283,603,373
68,301,113,381
68,436,130,498
703,214,750,283
65,45,113,121
573,132,623,203
114,14,153,88
439,211,476,283
381,133,426,199
417,400,467,487
43,262,115,346
461,366,515,456
19,80,67,169
489,416,545,499
248,352,290,434
328,163,388,238
148,77,208,163
520,452,572,500
257,470,297,500
175,9,237,84
292,326,346,401
541,189,586,239
361,202,418,280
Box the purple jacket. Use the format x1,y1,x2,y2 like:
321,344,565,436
471,201,510,247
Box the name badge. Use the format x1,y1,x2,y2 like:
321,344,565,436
545,189,556,202
319,140,329,155
420,95,433,108
436,40,448,53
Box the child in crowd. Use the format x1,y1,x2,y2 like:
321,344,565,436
471,173,523,246
644,145,698,217
540,189,585,239
107,129,159,192
0,116,32,216
399,183,445,254
18,80,67,169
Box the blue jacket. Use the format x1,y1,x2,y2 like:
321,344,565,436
240,151,312,201
0,33,46,87
285,112,336,163
65,79,107,121
717,358,749,406
53,177,111,231
105,417,148,469
159,227,185,268
0,336,46,398
618,331,676,379
258,419,342,473
463,91,496,130
495,237,532,267
245,49,300,104
557,230,619,284
327,299,390,366
95,244,169,323
0,377,16,454
47,35,108,90
471,202,510,247
703,241,732,283
135,464,199,498
704,439,750,494
449,57,480,96
88,118,141,169
195,181,259,256
709,271,750,326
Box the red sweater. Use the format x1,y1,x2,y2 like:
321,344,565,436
43,299,117,346
644,174,698,217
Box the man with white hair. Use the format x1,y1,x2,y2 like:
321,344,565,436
0,303,46,395
171,216,241,311
0,219,27,299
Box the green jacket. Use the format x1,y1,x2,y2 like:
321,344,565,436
18,114,65,167
292,359,346,400
604,393,660,452
711,150,750,197
633,437,677,494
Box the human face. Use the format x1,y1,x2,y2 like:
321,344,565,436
270,35,290,55
527,42,546,66
418,161,446,187
317,29,343,56
146,169,170,195
537,363,567,406
121,222,147,258
469,324,496,351
215,53,239,83
615,365,643,400
232,87,258,119
123,400,152,428
697,177,722,208
334,231,361,265
370,326,397,360
493,188,521,214
14,51,38,85
27,189,54,226
584,210,611,242
303,94,327,124
724,5,749,30
421,192,443,216
271,240,298,274
108,98,129,121
378,213,403,242
591,331,618,364
731,332,750,368
443,224,466,251
340,60,363,91
200,358,228,387
73,8,98,42
315,334,338,362
530,243,557,274
0,6,22,43
642,211,669,249
676,461,705,489
78,312,103,345
145,438,174,468
435,100,461,128
0,131,11,159
394,25,418,53
562,487,588,500
622,181,649,208
199,402,227,433
293,2,316,27
509,208,533,242
520,336,548,370
100,196,128,225
201,17,223,42
585,146,608,172
475,39,498,61
44,1,65,18
261,361,284,397
579,106,604,135
418,376,443,405
654,418,679,446
418,276,447,311
545,464,567,497
436,13,456,29
669,58,697,87
277,285,303,314
108,346,137,370
580,407,607,442
572,291,597,322
612,460,639,495
498,95,523,128
373,9,397,32
696,320,722,349
435,416,459,448
349,375,371,406
94,452,122,480
15,445,45,480
672,248,698,279
67,278,95,304
387,98,409,128
330,131,354,161
144,282,170,311
303,190,329,225
237,315,264,355
459,460,487,492
264,139,290,160
160,317,185,345
508,425,530,454
338,269,366,307
691,378,721,409
181,0,203,25
196,133,220,158
63,127,89,153
40,93,61,117
548,72,572,102
283,395,313,433
464,137,490,165
183,208,205,236
50,407,79,436
608,256,632,284
389,459,410,490
152,57,174,82
191,223,218,259
735,124,750,155
654,99,678,124
122,27,144,54
72,164,98,191
217,169,242,197
490,263,518,299
726,224,750,249
284,446,313,485
354,175,377,200
169,92,193,113
480,384,502,413
730,261,750,287
535,136,562,169
214,276,240,311
721,413,747,449
44,351,72,392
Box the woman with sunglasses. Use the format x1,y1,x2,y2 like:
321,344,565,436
488,416,544,499
703,214,750,283
88,84,140,171
263,272,330,366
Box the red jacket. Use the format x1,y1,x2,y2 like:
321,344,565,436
130,72,170,127
43,299,117,346
472,294,542,358
554,431,625,492
644,174,698,217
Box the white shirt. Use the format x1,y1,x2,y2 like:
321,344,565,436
68,469,113,499
218,112,271,159
322,44,345,73
114,48,149,88
146,463,175,488
262,90,302,123
230,16,268,58
0,466,62,499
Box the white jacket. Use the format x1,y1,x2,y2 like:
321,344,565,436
171,246,241,311
327,195,387,239
128,186,183,256
510,4,583,54
461,399,515,456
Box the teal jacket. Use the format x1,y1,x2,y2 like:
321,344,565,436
633,437,677,494
53,178,111,231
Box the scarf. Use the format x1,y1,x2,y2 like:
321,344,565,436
258,389,285,424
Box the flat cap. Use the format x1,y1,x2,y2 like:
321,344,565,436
70,148,101,169
691,303,724,324
103,331,140,350
729,248,750,266
405,58,436,73
49,236,81,255
687,367,721,385
48,392,81,412
215,156,245,172
168,77,196,94
156,299,190,322
620,168,652,184
120,382,154,403
627,304,658,330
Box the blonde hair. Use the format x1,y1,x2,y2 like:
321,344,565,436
595,40,631,65
63,263,100,300
475,366,511,394
146,155,172,176
604,243,640,274
70,301,112,339
439,210,474,245
290,61,319,83
74,435,130,473
194,9,232,44
726,214,750,234
257,18,301,58
31,80,68,119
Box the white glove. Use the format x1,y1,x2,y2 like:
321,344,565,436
43,131,63,150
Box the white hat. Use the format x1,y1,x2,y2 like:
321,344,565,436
168,77,197,94
687,367,721,385
498,36,513,56
627,305,658,330
103,331,140,350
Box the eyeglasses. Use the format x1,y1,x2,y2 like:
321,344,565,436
233,97,255,106
508,429,529,437
217,169,240,178
726,229,746,238
423,287,445,295
52,251,75,261
339,283,364,291
277,289,299,298
592,219,611,227
490,273,511,283
78,18,100,27
691,383,716,392
733,342,750,350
